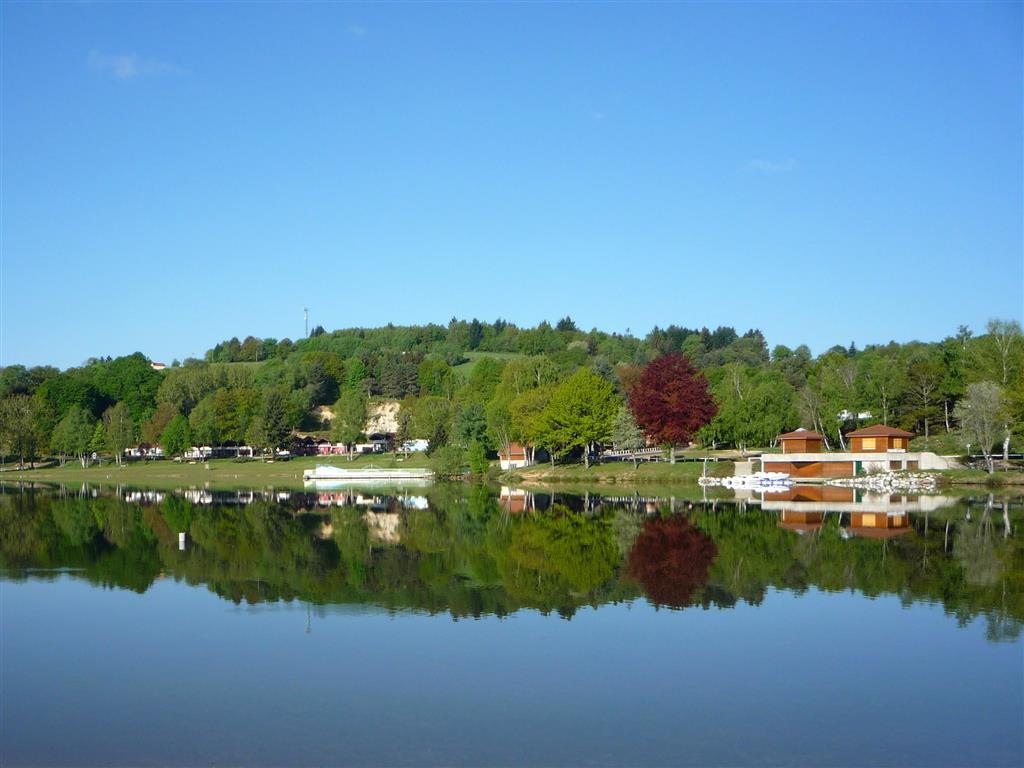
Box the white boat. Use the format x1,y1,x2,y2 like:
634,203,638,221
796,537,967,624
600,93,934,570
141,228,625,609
720,472,793,490
303,464,435,484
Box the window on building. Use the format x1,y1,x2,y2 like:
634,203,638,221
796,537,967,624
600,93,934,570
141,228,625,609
862,437,876,450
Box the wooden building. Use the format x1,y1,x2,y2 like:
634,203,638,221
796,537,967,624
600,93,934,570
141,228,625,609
847,425,914,453
777,429,825,454
760,424,942,479
848,509,912,538
777,509,825,533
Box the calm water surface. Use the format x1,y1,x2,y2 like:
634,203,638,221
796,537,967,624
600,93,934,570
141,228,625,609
2,484,1022,767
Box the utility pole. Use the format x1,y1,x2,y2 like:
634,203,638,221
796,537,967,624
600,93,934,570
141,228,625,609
304,308,309,339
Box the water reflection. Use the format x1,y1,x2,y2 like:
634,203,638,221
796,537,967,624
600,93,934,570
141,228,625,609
1,482,1021,640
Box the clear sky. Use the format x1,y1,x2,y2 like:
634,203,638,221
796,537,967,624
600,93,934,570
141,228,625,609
1,1,1021,369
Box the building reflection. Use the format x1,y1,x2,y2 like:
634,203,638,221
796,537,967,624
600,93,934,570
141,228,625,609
759,485,955,539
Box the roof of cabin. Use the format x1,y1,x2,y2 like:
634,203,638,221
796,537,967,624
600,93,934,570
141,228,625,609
847,424,914,438
499,442,528,459
777,428,825,440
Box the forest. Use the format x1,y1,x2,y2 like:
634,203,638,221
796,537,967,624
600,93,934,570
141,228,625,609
0,317,1021,468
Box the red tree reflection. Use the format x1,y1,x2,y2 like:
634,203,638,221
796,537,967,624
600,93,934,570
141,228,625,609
626,516,717,608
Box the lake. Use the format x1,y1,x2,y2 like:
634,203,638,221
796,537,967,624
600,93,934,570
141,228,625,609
1,483,1022,767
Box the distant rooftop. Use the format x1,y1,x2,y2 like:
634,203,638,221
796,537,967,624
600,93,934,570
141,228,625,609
777,429,825,440
847,425,914,438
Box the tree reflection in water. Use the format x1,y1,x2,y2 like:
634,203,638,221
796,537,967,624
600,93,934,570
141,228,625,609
0,484,1022,640
626,516,716,608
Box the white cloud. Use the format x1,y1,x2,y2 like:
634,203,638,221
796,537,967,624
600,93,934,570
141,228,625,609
87,50,182,81
746,158,796,174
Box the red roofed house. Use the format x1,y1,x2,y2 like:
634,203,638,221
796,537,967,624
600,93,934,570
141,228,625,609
499,442,531,470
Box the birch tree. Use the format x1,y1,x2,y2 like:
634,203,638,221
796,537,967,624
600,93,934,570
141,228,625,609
954,382,1006,473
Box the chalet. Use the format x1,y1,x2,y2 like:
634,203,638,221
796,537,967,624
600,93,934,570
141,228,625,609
761,425,949,479
150,361,167,371
499,442,531,470
847,425,914,453
777,428,825,453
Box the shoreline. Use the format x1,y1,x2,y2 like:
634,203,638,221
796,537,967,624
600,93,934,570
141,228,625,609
4,454,1023,493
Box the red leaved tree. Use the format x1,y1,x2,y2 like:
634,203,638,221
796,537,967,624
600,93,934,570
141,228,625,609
629,353,716,463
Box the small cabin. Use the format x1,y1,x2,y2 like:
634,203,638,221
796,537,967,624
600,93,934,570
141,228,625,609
847,425,914,453
499,442,531,470
777,428,825,454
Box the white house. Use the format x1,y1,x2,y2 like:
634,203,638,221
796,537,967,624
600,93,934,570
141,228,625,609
499,442,531,470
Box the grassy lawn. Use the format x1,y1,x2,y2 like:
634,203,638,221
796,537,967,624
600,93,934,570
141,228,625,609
909,432,968,455
936,468,1024,487
502,459,734,486
1,452,431,491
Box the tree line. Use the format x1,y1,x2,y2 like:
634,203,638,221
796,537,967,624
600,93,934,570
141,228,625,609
0,317,1021,470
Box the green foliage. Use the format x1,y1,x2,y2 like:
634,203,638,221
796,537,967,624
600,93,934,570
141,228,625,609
611,404,645,452
430,444,465,479
467,440,489,475
160,414,192,457
188,395,220,446
540,368,619,461
258,387,293,449
0,394,39,463
6,316,1023,463
52,406,95,465
453,401,489,448
330,390,368,449
103,402,135,461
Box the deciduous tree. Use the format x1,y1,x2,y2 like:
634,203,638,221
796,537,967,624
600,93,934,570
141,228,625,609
954,382,1007,473
629,353,716,463
540,368,619,468
611,404,645,468
331,391,368,460
52,406,94,467
160,414,192,458
102,402,134,465
0,394,38,467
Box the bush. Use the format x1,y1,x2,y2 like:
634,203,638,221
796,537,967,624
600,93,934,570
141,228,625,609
430,445,465,479
467,441,489,475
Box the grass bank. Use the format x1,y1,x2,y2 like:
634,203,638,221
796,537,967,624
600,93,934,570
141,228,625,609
1,453,431,491
936,469,1024,488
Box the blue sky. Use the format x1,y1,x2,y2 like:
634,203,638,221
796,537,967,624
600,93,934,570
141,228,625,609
2,1,1021,368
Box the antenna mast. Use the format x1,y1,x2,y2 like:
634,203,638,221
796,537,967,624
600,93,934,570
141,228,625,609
304,308,309,338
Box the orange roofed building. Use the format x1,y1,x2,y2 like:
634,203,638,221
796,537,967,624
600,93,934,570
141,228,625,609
847,425,914,453
777,428,825,454
498,442,532,470
760,424,950,479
